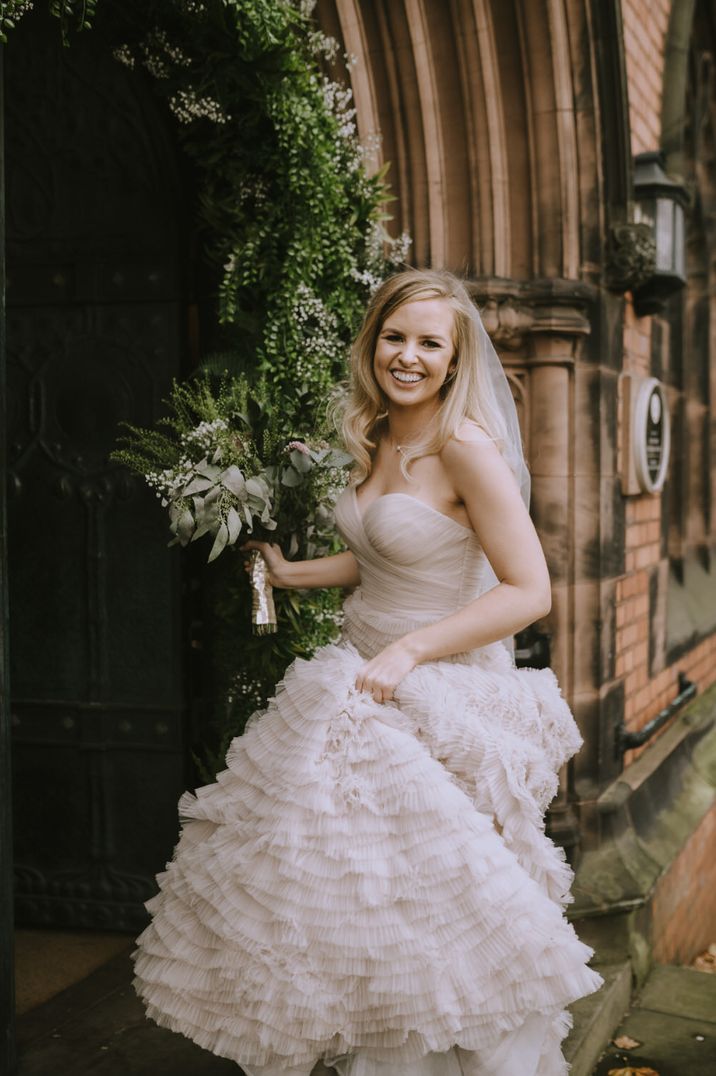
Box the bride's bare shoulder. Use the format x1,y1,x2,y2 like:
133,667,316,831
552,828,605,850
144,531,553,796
440,420,511,494
452,419,495,446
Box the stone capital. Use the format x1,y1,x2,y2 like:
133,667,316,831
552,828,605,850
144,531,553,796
467,277,593,350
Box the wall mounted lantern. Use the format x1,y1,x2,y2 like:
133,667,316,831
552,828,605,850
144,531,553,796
631,151,688,316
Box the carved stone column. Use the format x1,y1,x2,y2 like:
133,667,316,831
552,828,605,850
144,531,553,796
470,278,600,855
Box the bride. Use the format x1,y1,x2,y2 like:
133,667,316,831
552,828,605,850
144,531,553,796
132,268,603,1075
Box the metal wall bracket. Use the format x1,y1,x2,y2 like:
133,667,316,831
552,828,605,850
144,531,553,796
616,671,697,756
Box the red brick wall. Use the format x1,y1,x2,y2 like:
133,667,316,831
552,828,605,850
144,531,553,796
612,1,716,753
622,0,671,156
652,802,716,964
616,509,716,759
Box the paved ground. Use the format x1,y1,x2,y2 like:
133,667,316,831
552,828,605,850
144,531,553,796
592,965,716,1075
14,929,131,1016
13,948,716,1075
16,948,237,1075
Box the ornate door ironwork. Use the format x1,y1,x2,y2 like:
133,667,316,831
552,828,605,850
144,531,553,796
6,9,190,930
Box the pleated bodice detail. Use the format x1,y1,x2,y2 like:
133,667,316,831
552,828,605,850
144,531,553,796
334,489,508,667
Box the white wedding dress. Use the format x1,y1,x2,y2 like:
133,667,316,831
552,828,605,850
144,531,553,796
133,488,603,1075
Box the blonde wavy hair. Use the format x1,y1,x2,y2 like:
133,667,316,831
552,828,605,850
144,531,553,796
337,268,513,482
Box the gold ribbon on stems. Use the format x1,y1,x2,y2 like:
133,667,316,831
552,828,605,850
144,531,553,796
249,550,277,635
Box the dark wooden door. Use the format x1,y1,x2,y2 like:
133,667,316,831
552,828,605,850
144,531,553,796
6,9,190,930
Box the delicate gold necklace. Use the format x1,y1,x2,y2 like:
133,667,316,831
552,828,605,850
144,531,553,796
389,436,417,457
388,429,425,456
385,414,435,457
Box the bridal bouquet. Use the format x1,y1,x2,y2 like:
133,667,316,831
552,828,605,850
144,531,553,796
112,376,352,634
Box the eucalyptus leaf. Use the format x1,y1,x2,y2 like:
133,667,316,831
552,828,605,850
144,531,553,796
191,521,212,542
226,506,242,545
183,475,216,497
245,475,271,499
221,465,247,497
326,449,353,467
289,448,313,474
197,462,222,481
177,508,196,544
208,522,229,562
281,466,302,488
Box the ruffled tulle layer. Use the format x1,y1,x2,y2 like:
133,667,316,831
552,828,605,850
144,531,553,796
133,636,602,1073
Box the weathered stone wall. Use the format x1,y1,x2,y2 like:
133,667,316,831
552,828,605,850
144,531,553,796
652,802,716,963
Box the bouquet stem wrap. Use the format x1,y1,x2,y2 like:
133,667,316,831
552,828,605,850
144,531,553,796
249,550,277,635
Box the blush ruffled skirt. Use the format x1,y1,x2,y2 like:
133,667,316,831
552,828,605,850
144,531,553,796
132,617,602,1076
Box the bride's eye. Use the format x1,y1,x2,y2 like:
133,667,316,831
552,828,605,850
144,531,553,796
422,339,440,349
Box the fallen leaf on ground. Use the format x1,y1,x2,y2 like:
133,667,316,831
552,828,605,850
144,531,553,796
693,944,716,973
612,1035,642,1050
608,1068,660,1076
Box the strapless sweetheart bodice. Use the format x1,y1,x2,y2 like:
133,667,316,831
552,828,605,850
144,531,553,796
333,486,501,662
334,486,488,615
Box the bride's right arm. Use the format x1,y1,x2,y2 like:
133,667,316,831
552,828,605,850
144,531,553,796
241,541,360,590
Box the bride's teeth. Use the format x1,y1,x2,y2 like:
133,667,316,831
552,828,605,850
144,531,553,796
391,371,424,383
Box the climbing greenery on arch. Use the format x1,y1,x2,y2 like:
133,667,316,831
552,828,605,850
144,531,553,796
6,0,410,772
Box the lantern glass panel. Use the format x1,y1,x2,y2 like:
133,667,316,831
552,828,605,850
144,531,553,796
655,197,674,271
673,202,685,278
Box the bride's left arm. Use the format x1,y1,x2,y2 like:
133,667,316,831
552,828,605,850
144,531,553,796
355,430,552,702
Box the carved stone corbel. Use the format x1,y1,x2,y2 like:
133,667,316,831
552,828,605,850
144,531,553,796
605,221,657,292
479,299,535,350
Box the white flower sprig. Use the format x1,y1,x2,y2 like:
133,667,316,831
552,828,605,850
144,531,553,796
169,87,230,125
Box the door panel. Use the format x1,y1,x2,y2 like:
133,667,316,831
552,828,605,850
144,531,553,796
6,8,189,930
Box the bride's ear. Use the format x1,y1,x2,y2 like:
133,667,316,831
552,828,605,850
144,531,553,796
443,358,458,384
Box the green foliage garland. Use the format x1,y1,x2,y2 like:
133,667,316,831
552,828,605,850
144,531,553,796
6,0,410,774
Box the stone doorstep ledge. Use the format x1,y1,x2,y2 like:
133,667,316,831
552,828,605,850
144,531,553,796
569,679,716,924
560,685,716,1074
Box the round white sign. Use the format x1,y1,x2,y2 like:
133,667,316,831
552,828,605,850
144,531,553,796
633,377,670,493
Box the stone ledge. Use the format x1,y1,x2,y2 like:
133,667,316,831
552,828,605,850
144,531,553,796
570,680,716,920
